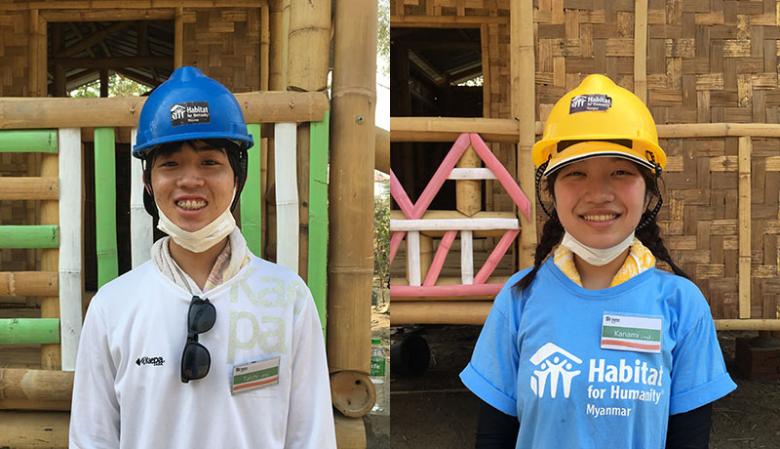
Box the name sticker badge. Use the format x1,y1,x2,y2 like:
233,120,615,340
601,313,662,353
231,356,280,395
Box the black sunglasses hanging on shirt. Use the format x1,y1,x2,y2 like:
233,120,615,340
181,295,216,383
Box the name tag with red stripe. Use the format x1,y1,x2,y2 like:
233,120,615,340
231,356,280,394
601,313,662,353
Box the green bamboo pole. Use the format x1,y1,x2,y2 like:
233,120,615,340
94,128,118,288
0,319,60,345
0,225,59,248
0,130,57,153
240,124,263,257
308,112,329,334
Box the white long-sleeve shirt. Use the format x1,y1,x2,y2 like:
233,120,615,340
69,256,336,449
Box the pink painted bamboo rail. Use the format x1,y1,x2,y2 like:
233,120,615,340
391,283,504,298
422,230,457,286
474,230,519,284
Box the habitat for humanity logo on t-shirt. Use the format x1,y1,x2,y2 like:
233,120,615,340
529,343,583,399
528,342,664,419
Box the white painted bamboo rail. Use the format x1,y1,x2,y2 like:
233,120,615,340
274,123,299,273
130,128,153,268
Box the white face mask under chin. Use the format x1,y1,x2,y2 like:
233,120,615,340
560,231,635,267
156,189,237,253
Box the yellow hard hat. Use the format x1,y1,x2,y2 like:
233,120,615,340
532,74,666,176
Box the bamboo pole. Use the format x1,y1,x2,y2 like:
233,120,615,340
0,226,59,248
269,0,289,90
391,15,507,27
58,128,82,371
657,123,780,138
240,125,263,257
634,0,648,103
0,130,57,152
738,136,752,319
129,129,152,268
0,92,328,129
0,412,69,449
328,0,377,381
456,145,481,216
391,117,519,142
512,0,537,269
308,115,330,333
391,301,493,325
0,178,58,200
260,5,270,90
375,127,389,173
0,319,60,345
0,272,58,297
0,368,73,411
419,235,434,285
715,320,780,331
334,414,367,449
274,123,299,273
40,146,61,371
41,9,175,21
174,7,184,68
94,128,118,289
330,370,375,418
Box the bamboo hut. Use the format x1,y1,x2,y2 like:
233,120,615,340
0,1,378,447
389,0,780,366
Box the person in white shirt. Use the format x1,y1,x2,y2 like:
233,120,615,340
69,66,336,449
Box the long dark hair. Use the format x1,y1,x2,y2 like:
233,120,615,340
514,161,689,291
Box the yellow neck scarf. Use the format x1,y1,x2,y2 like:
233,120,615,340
553,238,656,288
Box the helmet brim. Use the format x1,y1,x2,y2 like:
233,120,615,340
543,141,656,177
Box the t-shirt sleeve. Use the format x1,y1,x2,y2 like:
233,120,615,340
669,311,736,415
460,282,520,417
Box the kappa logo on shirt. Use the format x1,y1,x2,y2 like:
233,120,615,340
529,343,583,399
136,356,165,367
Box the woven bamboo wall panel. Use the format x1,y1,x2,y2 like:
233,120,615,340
182,8,261,92
0,11,31,96
391,0,780,320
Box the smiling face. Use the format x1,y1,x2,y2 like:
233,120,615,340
148,141,235,232
551,157,648,249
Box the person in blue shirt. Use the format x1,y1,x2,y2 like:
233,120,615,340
460,74,736,449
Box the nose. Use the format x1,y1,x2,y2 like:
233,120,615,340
175,163,206,188
582,176,615,203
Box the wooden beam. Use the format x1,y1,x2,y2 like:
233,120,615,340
7,1,266,10
634,0,648,103
49,56,172,69
174,6,183,68
57,21,130,58
0,91,329,128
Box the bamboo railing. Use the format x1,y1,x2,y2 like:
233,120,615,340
390,116,780,331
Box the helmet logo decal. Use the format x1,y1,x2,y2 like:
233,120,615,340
170,102,211,126
569,94,612,114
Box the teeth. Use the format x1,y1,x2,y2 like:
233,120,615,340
583,214,617,222
176,200,207,210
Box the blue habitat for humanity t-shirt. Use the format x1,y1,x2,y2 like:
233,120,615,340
460,258,736,449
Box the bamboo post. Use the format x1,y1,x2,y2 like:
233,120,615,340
0,368,73,411
634,0,648,103
58,128,82,371
0,412,69,449
40,133,60,368
288,0,331,280
419,235,434,284
329,0,377,435
240,124,263,257
269,0,288,90
0,272,58,297
391,301,493,326
738,136,752,319
308,114,330,332
511,0,537,269
260,5,270,91
456,145,482,217
274,123,299,273
174,7,184,68
130,129,152,267
94,128,118,288
0,178,58,200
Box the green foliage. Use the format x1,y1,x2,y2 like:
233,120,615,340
378,0,390,76
374,178,391,288
69,73,150,98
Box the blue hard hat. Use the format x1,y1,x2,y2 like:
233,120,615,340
133,66,254,158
